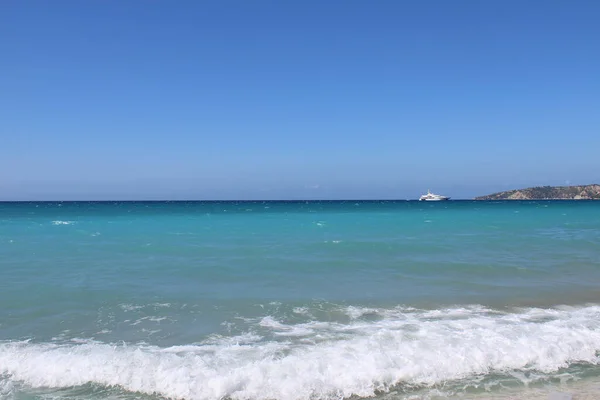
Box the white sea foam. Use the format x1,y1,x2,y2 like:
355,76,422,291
131,316,171,326
51,220,75,225
119,303,143,312
0,379,14,398
2,305,600,400
149,316,168,323
343,306,379,319
119,302,171,312
292,307,310,315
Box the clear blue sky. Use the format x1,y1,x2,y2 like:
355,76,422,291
1,0,599,200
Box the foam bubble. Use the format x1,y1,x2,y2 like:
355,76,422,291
1,305,600,400
51,220,75,225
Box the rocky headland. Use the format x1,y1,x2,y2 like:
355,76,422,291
475,184,600,200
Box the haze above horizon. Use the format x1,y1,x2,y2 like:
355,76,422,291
1,1,599,200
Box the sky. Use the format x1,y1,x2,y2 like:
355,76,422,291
1,0,599,200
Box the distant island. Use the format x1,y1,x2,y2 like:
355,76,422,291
475,184,600,200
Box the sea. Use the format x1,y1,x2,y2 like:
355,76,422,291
1,200,600,400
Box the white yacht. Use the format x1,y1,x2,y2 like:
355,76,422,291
419,190,450,201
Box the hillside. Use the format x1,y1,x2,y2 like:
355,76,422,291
475,184,600,200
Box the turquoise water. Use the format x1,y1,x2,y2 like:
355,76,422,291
1,200,600,399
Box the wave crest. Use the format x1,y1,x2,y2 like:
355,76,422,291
2,305,600,400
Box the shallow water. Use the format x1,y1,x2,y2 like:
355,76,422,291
1,200,600,399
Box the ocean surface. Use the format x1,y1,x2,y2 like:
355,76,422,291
1,200,600,400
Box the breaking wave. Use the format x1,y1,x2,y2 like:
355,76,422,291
2,305,600,400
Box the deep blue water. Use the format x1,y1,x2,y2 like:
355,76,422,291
1,200,600,400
